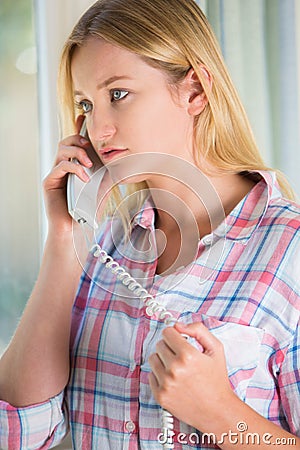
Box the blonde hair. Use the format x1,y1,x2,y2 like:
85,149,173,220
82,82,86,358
58,0,294,205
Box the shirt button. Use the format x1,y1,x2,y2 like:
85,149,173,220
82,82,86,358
202,234,213,246
125,421,136,433
140,217,151,227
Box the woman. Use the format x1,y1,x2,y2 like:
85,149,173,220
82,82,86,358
0,0,299,448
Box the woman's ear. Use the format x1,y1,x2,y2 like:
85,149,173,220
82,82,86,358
184,66,212,116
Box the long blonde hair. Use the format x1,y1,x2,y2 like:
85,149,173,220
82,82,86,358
58,0,294,202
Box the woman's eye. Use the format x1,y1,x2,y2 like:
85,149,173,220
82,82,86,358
111,90,129,102
79,101,92,113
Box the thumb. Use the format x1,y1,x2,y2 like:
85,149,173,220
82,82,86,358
174,321,221,356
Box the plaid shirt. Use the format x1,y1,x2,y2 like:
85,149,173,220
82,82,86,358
1,171,300,449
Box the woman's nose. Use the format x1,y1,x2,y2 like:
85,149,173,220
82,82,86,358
88,112,116,144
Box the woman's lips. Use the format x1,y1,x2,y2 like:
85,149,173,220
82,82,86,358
99,148,128,163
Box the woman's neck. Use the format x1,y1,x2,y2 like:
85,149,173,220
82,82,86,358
149,171,256,236
148,170,257,275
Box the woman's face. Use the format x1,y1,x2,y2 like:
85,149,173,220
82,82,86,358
71,38,196,182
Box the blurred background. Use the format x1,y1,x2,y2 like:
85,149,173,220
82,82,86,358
0,0,299,448
0,0,40,357
0,0,93,357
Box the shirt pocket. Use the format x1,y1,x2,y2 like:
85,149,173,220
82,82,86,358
179,312,264,401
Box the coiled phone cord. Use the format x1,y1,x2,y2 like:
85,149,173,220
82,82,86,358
91,243,180,449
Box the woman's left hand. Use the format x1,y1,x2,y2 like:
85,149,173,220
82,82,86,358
149,321,235,433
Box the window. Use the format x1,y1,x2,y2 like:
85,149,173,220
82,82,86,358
0,0,40,356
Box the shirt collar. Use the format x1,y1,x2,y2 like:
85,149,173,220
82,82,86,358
131,195,156,230
131,170,282,243
214,170,282,243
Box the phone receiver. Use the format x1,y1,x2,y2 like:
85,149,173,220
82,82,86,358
67,120,106,230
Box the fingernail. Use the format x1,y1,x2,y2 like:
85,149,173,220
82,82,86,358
84,158,93,166
80,137,89,145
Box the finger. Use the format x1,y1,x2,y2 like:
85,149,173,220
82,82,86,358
58,160,90,182
44,160,90,190
174,322,222,356
148,352,165,384
155,339,176,367
60,133,90,149
54,132,91,163
161,326,192,356
56,144,94,167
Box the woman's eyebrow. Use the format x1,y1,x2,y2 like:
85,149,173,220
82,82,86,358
74,75,133,96
97,75,133,90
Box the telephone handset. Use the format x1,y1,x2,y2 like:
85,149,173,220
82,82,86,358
67,119,106,230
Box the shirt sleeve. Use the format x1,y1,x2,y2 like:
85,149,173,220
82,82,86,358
278,321,300,436
0,390,69,450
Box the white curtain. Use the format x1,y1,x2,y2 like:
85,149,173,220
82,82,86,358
198,0,300,197
35,0,300,209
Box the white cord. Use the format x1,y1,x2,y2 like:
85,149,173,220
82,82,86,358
76,221,179,448
161,409,175,449
91,244,178,326
75,210,180,448
91,243,177,448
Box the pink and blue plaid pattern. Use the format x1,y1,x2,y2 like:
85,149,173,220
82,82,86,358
1,171,300,449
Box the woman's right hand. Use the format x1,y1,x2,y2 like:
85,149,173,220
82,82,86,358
43,125,94,237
